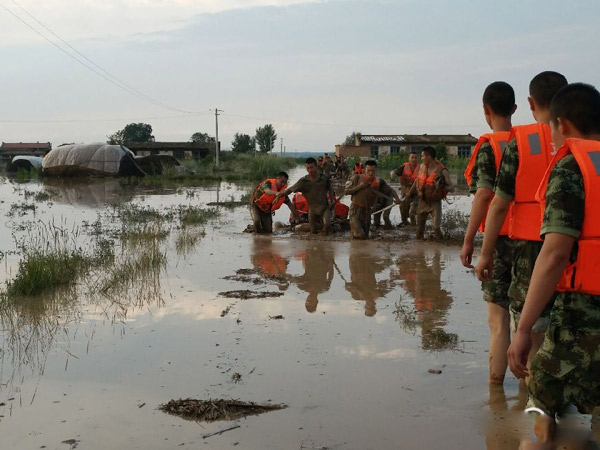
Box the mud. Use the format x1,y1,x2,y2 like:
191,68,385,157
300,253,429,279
218,289,285,299
159,398,286,422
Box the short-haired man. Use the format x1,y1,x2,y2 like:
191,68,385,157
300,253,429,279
411,146,453,240
345,160,400,239
250,171,298,233
391,151,419,226
276,158,335,235
508,83,600,447
475,71,568,375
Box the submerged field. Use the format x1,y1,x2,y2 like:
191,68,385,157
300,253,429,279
0,168,595,449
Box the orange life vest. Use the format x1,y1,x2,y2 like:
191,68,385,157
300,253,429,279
509,123,554,241
252,178,287,213
256,253,287,276
464,132,511,234
293,192,309,217
537,138,600,294
354,162,363,174
362,174,381,189
417,161,448,202
400,162,419,188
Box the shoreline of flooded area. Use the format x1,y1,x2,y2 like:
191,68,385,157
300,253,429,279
0,171,590,449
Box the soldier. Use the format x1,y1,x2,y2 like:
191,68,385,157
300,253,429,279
411,146,453,240
249,172,298,233
345,160,400,239
391,150,419,226
276,158,335,235
507,83,600,447
475,71,568,375
461,81,516,385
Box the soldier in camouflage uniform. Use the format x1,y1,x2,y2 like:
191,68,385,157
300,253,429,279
507,83,600,447
461,81,516,385
476,72,568,380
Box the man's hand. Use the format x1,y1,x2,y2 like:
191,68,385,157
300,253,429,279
460,240,474,268
508,330,532,379
274,192,284,200
475,254,493,281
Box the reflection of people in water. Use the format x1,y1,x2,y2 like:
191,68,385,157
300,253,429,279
288,242,335,312
398,249,454,350
250,238,289,290
344,242,394,316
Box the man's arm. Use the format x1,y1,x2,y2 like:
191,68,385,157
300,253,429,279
474,195,510,281
381,180,401,204
278,179,303,197
284,197,301,222
461,187,492,268
344,175,367,195
507,233,574,378
443,168,454,192
326,179,335,208
474,141,519,281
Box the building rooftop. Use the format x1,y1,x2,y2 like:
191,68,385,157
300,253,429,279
1,142,51,150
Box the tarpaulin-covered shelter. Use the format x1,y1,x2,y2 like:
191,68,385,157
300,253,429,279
6,155,44,172
42,144,145,177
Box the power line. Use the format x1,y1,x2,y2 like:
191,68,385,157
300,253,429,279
0,0,202,114
0,112,212,124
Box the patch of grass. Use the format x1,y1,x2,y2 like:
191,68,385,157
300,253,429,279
177,205,219,227
175,229,205,256
6,250,88,296
441,208,469,242
422,328,459,351
8,202,36,217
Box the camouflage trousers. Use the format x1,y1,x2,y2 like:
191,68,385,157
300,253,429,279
528,305,600,416
509,240,555,333
481,235,513,310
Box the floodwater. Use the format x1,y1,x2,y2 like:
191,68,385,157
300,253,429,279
0,168,594,450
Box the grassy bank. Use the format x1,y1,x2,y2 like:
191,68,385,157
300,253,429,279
172,153,300,182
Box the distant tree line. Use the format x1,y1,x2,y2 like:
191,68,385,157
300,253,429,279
106,122,279,154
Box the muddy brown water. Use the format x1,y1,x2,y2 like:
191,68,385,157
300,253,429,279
0,169,594,449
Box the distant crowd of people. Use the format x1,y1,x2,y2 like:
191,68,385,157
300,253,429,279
249,147,454,240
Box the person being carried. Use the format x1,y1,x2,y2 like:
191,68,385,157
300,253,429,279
345,160,400,239
249,171,299,233
410,146,453,240
390,150,420,226
461,81,517,385
507,83,600,448
475,71,568,378
276,157,335,235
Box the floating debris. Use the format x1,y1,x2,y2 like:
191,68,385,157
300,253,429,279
428,369,442,375
422,329,459,351
218,290,284,300
268,315,284,320
159,398,287,422
231,372,242,383
221,305,233,317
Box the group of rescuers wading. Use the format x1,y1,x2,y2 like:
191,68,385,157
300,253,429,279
249,148,454,240
250,73,600,447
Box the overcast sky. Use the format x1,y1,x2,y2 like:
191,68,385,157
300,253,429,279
1,0,599,151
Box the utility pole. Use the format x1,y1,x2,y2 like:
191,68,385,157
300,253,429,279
280,138,283,155
214,108,223,167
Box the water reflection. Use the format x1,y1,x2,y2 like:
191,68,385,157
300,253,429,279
345,242,396,316
41,177,135,207
397,249,457,351
287,241,335,313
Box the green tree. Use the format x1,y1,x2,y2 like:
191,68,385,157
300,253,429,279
190,132,215,144
231,133,256,153
107,123,155,144
435,143,448,162
255,124,277,153
343,131,361,145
